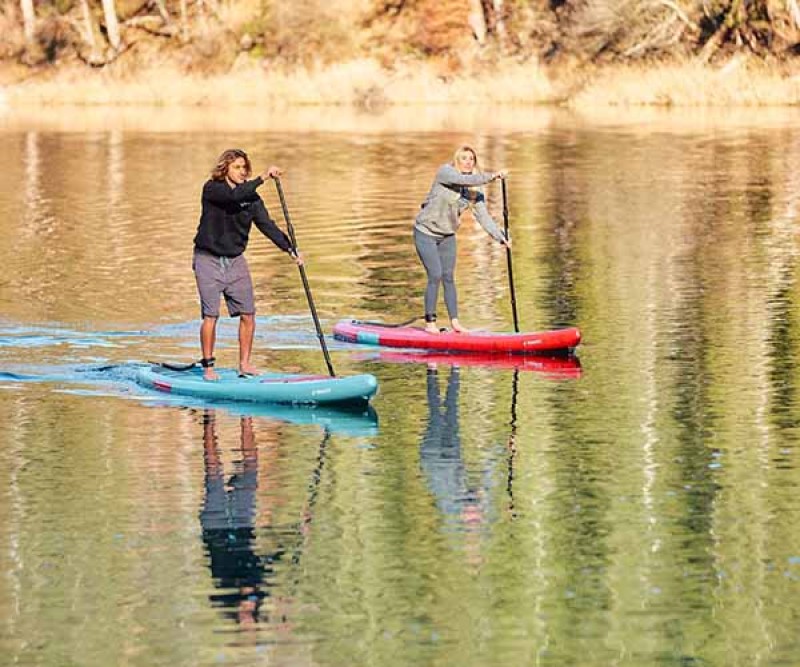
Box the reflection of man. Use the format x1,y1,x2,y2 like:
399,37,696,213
200,411,267,627
420,366,484,530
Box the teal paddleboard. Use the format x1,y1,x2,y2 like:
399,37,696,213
135,365,378,406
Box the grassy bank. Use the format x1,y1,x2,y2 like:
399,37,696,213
1,58,555,108
3,57,800,110
6,0,800,114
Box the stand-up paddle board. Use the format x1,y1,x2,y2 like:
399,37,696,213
135,364,378,406
333,320,581,355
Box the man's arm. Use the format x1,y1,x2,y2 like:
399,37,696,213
203,178,264,205
252,199,293,253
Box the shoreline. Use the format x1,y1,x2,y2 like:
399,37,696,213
3,103,800,135
4,57,800,111
4,57,800,134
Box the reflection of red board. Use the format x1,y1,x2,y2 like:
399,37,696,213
377,351,583,378
333,319,581,355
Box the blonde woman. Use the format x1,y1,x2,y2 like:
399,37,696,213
414,146,509,334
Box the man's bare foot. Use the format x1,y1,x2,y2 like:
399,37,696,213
451,319,470,333
424,323,440,335
238,365,260,378
203,368,220,381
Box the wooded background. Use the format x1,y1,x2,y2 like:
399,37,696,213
4,0,800,72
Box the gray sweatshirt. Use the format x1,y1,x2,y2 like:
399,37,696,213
414,164,505,242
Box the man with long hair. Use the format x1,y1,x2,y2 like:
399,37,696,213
193,148,303,381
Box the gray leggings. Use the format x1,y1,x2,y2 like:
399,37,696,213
414,228,457,320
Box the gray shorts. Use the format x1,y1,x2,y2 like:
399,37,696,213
193,248,255,318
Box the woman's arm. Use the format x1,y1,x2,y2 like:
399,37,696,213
436,164,498,188
470,198,507,243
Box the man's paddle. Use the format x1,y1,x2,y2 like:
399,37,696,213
501,178,520,333
273,176,336,377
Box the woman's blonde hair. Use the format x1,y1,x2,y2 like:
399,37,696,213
451,145,480,174
210,148,252,181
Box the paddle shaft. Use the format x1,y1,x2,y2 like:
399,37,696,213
291,428,332,566
501,179,520,333
507,368,519,517
274,177,336,377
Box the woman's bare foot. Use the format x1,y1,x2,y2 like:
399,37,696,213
451,319,470,333
203,368,220,381
424,323,440,335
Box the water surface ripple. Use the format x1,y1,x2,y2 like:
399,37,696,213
1,116,800,667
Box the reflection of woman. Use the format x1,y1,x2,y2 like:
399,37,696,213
200,412,268,626
414,146,509,334
420,366,482,524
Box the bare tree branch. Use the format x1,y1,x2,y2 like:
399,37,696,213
468,0,488,43
493,0,506,45
79,0,98,51
179,0,189,42
788,0,800,29
20,0,36,45
102,0,122,50
657,0,696,29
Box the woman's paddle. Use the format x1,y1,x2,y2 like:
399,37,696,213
273,177,336,377
501,178,520,333
506,368,519,518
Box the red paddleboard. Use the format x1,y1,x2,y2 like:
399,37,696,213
333,319,581,355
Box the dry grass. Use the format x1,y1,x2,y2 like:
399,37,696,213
214,0,262,33
385,61,557,105
2,57,557,107
4,56,800,110
0,104,559,133
570,57,800,107
5,100,800,135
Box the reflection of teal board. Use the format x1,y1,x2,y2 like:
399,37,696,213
135,366,378,407
152,399,379,437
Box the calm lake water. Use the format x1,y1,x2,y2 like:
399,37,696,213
2,107,800,666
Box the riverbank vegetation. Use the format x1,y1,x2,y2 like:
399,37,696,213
4,0,800,107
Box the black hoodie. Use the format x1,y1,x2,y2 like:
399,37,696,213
193,177,292,257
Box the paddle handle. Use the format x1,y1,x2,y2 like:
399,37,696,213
274,177,336,377
501,178,520,333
